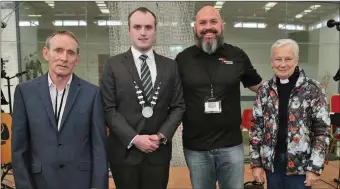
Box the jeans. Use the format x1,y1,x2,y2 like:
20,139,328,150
184,144,244,189
265,153,311,189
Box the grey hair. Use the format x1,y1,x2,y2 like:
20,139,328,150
45,30,79,54
270,39,299,58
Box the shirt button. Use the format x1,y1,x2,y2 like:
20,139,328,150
58,144,63,148
59,164,64,168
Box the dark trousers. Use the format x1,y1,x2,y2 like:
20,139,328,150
265,153,311,189
110,156,170,189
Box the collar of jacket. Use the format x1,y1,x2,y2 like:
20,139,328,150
268,67,307,94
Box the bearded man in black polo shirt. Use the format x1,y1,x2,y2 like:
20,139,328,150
175,5,263,189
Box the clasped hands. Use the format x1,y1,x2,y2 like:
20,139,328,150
132,134,160,153
252,168,320,186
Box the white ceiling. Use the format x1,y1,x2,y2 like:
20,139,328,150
16,1,340,28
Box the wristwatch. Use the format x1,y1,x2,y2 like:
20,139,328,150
157,133,167,145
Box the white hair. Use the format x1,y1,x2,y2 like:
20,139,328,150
270,39,299,58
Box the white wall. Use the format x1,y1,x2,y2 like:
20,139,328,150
1,8,19,113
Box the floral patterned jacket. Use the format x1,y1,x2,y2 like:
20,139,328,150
249,68,331,176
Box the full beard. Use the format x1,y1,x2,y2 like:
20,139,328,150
195,32,224,54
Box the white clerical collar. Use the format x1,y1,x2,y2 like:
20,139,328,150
280,79,289,84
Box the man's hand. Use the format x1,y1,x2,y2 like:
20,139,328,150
304,171,320,186
252,167,265,184
149,134,160,145
133,135,159,153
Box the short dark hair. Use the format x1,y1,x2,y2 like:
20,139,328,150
45,30,79,54
128,7,157,29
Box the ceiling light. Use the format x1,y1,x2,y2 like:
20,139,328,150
316,23,322,29
278,24,285,29
310,5,321,10
97,20,106,26
31,21,39,26
304,10,312,13
79,21,87,26
278,23,305,31
45,1,54,8
257,23,267,28
234,22,242,28
286,25,296,30
233,22,267,29
295,14,303,19
265,2,277,7
47,3,54,8
243,22,257,28
28,14,42,17
96,3,106,7
214,5,222,9
215,1,224,6
62,20,79,26
100,9,110,14
264,2,277,12
107,20,123,26
296,25,304,30
53,20,63,26
19,21,31,26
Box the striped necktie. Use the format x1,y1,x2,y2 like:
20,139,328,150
139,54,153,102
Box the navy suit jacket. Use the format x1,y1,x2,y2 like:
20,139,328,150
11,73,108,189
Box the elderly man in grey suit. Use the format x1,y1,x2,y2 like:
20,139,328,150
11,30,108,189
100,7,185,189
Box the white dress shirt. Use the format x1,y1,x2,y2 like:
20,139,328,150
131,46,157,86
127,46,158,148
48,73,72,131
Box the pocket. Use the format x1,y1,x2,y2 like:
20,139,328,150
31,164,42,174
78,161,92,171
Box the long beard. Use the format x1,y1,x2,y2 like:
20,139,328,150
195,33,224,54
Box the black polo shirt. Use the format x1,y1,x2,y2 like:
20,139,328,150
175,43,262,151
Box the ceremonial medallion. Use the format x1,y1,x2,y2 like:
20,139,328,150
142,106,153,118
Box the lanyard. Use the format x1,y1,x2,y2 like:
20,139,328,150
55,88,66,125
203,61,218,98
210,63,217,97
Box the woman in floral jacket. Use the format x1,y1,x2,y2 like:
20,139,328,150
249,39,331,189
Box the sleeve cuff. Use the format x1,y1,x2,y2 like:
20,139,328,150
127,135,138,149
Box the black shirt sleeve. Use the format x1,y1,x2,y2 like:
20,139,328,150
240,50,262,88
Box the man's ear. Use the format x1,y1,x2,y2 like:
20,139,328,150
194,22,197,34
73,54,80,67
42,47,49,61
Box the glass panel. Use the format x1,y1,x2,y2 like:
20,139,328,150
15,0,339,169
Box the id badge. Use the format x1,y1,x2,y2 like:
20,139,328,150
204,97,222,114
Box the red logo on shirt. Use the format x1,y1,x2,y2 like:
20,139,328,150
219,58,227,64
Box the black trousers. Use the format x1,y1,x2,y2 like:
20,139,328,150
110,156,170,189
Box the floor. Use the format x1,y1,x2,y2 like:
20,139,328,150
3,161,339,189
